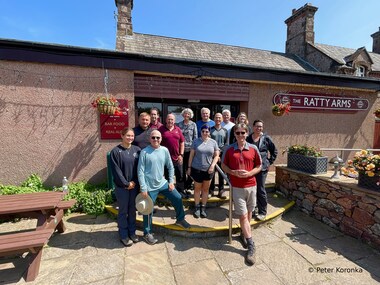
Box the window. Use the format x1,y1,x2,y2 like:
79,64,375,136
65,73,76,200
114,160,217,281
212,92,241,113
355,65,365,77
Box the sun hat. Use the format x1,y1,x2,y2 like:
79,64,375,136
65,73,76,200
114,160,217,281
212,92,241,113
135,193,154,215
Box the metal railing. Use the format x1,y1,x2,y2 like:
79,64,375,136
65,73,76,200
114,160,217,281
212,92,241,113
215,164,233,244
320,148,380,160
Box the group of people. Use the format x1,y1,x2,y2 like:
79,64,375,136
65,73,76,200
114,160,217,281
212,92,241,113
109,106,277,266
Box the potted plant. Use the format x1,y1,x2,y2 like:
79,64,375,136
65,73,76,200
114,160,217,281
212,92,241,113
348,150,380,191
91,95,119,115
373,108,380,119
272,103,291,116
284,144,328,174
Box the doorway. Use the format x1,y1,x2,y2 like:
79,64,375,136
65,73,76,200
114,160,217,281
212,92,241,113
136,98,239,125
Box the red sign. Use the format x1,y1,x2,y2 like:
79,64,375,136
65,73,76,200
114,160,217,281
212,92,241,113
100,99,129,139
273,92,369,112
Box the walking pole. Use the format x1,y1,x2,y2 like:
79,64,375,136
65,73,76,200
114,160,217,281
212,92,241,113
215,165,233,244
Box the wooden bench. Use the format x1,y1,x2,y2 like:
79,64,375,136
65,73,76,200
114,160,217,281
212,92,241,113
0,229,54,282
57,199,76,210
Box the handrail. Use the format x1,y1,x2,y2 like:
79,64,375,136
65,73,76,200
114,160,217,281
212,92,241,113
320,148,380,160
215,164,233,244
320,148,380,151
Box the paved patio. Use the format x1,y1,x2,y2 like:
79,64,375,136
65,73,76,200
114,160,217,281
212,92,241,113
1,171,380,284
1,206,380,284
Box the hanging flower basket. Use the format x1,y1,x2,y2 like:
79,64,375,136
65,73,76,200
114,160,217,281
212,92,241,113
374,108,380,119
272,109,285,116
97,104,117,115
91,95,119,115
272,103,291,117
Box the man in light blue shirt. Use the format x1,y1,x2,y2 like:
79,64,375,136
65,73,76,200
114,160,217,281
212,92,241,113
138,130,191,245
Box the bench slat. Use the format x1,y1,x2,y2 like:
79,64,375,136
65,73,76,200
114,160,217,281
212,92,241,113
0,192,64,201
0,229,53,253
57,199,76,210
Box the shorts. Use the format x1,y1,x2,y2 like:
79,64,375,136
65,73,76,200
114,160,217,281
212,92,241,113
232,186,257,216
190,167,214,183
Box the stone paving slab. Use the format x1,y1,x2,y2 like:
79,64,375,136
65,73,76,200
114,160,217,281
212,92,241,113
124,248,176,285
174,258,230,285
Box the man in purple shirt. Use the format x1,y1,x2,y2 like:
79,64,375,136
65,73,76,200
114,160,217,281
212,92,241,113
159,113,187,198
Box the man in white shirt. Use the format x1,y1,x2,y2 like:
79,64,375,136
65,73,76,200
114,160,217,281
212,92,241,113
221,109,235,143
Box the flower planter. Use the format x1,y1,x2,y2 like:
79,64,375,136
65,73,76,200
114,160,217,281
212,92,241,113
358,173,380,191
287,153,328,174
97,104,116,115
272,109,284,116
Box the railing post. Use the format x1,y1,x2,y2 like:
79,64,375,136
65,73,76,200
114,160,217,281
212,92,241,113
215,164,233,244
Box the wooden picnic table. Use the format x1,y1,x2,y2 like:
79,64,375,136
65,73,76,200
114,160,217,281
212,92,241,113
0,191,76,282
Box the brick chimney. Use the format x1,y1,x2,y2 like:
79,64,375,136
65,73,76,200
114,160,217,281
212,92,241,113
115,0,133,51
285,3,318,58
371,27,380,54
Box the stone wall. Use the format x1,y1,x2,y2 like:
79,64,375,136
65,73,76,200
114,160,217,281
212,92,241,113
275,166,380,249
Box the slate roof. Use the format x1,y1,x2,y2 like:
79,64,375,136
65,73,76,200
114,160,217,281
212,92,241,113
123,33,317,72
314,43,380,71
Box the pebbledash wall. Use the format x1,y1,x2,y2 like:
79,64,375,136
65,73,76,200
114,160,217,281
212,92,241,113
0,60,135,186
0,59,378,187
247,83,377,164
276,166,380,249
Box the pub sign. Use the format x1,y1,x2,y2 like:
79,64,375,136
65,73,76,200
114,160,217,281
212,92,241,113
100,99,128,139
273,92,369,113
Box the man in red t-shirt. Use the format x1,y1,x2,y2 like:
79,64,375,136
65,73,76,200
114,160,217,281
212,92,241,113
159,114,187,198
222,123,262,266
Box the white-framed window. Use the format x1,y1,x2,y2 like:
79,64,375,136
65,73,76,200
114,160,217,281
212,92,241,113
355,65,365,77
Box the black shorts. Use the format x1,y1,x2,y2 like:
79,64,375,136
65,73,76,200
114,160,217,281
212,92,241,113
190,167,213,183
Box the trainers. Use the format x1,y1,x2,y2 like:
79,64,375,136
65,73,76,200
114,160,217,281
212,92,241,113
245,247,256,266
256,214,266,221
129,234,139,243
239,232,248,249
200,206,207,218
176,219,191,229
120,238,133,247
143,233,158,245
193,205,201,218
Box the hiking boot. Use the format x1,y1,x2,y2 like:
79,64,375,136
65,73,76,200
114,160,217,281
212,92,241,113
200,205,207,218
120,238,133,247
240,232,248,249
256,214,266,221
143,233,158,245
129,234,139,243
193,204,201,218
245,246,256,266
175,219,191,229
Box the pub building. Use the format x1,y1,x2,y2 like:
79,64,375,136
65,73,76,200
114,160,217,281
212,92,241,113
0,1,379,186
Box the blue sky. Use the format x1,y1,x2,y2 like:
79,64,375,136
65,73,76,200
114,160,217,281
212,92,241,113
0,0,379,53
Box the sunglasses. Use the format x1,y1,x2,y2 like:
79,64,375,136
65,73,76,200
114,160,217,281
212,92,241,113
151,136,161,140
235,131,246,135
